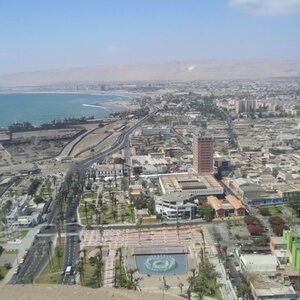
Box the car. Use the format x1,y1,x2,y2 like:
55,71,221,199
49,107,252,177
69,278,76,285
13,266,20,275
65,266,73,276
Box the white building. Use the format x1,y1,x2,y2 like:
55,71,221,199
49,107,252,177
141,126,171,136
240,254,278,273
155,192,196,220
93,163,124,177
159,173,223,196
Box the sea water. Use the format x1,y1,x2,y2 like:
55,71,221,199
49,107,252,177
0,92,130,127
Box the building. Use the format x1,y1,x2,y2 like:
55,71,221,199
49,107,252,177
155,192,196,220
207,196,225,217
159,173,223,197
283,226,300,273
235,99,256,114
270,236,288,265
192,132,214,175
248,273,297,300
93,163,124,177
141,126,170,136
214,156,231,177
225,195,245,216
206,195,246,218
240,254,278,273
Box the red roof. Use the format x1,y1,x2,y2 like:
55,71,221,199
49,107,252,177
225,195,245,210
207,196,224,211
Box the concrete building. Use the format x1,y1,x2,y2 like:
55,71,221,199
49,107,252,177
155,192,196,220
207,196,225,217
240,254,278,273
235,99,256,114
159,173,223,197
206,195,246,218
141,126,170,136
283,226,300,273
249,273,297,300
192,132,214,175
93,163,124,177
225,195,245,216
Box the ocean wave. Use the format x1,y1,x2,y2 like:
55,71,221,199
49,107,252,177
82,103,107,110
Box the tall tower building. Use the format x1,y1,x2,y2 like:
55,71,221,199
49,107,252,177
193,132,214,175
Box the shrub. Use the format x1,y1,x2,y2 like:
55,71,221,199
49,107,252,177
260,207,270,216
273,224,289,236
4,263,12,270
244,216,260,225
269,215,284,226
247,224,264,236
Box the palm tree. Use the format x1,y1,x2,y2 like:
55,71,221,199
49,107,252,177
176,211,180,238
81,248,87,264
118,247,123,278
77,258,85,285
187,288,191,300
27,271,34,284
99,226,104,243
47,240,53,271
178,282,184,294
55,246,62,269
56,220,62,245
137,218,142,242
190,268,196,279
127,268,137,285
84,201,88,225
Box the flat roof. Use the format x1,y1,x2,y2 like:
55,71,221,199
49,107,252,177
159,173,222,194
241,254,277,266
249,273,296,297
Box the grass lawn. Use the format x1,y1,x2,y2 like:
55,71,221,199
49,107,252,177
4,249,18,255
80,258,104,288
79,202,117,225
0,266,9,281
260,206,283,216
17,230,29,239
121,203,135,223
83,192,97,200
35,244,64,284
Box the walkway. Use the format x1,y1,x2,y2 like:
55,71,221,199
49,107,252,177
202,227,237,300
103,248,116,287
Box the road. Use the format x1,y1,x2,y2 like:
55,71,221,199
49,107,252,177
10,107,158,285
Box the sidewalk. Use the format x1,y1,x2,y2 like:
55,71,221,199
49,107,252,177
202,227,237,300
1,227,40,284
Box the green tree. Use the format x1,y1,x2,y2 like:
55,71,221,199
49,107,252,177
197,204,214,222
34,195,45,205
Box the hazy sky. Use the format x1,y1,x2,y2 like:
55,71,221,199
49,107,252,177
0,0,300,74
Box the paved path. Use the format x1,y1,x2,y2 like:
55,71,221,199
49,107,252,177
103,248,116,287
202,227,237,300
1,227,40,285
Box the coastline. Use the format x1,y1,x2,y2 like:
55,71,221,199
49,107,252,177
0,92,140,127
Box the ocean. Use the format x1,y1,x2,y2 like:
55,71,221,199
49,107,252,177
0,93,130,127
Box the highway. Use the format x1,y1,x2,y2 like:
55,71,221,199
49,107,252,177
10,107,158,285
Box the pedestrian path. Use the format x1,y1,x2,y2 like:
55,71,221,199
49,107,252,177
103,248,116,287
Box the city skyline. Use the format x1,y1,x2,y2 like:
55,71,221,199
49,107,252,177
0,0,300,75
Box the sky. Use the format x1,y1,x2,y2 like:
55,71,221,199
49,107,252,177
0,0,300,74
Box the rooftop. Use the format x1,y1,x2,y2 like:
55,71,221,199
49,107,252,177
159,173,223,195
249,273,296,298
225,195,245,210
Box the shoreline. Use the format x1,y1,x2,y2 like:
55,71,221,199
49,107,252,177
0,92,140,128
